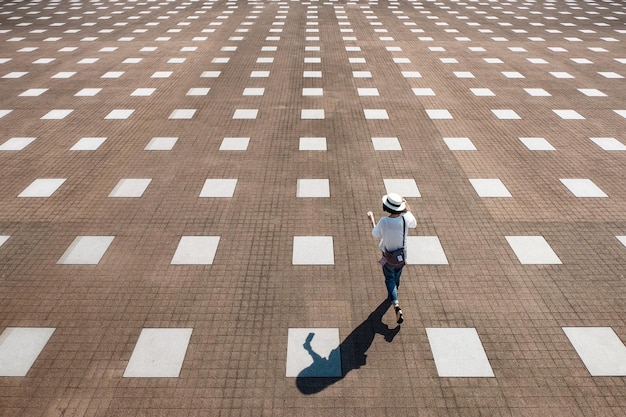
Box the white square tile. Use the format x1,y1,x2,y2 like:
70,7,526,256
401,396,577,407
243,88,264,96
590,137,626,151
412,88,435,96
303,71,322,78
52,72,76,79
505,236,562,265
599,72,623,79
71,137,107,151
220,137,249,151
75,88,102,97
364,109,389,120
58,236,115,265
492,109,521,120
102,71,124,79
358,88,379,96
146,137,178,151
524,88,551,97
286,328,341,377
20,88,48,97
550,72,574,79
563,327,626,376
199,179,238,197
560,179,607,198
302,88,323,97
297,179,330,197
553,109,584,120
152,71,173,78
443,137,476,151
301,109,324,120
131,88,155,97
471,88,495,97
426,328,494,377
352,71,371,78
454,71,474,78
519,137,555,151
578,88,606,97
169,109,196,119
0,137,36,151
171,236,220,265
41,109,73,120
123,328,193,378
0,236,9,248
502,71,525,79
371,137,401,151
109,179,152,197
200,71,221,78
426,109,453,120
292,236,334,265
187,88,210,96
383,179,421,197
401,71,422,78
349,57,366,64
617,236,626,248
299,137,326,151
406,236,448,265
250,71,269,78
105,109,134,120
233,109,258,119
615,110,626,119
19,178,66,197
0,327,55,376
469,179,512,197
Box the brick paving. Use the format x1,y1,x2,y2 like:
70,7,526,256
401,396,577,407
0,0,625,416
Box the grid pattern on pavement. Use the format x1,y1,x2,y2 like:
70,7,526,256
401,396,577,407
1,0,625,416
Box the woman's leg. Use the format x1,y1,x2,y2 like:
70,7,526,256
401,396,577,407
384,266,404,323
383,264,400,305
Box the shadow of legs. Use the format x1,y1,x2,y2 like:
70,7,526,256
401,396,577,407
296,299,400,394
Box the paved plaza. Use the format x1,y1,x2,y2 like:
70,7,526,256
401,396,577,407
1,0,625,415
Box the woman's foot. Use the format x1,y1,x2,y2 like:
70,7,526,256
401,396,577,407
395,305,404,324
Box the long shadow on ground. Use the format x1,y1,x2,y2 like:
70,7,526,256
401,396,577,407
296,299,400,395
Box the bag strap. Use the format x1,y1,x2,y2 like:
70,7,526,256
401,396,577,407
402,215,406,249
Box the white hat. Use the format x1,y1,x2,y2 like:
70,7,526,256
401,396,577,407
382,193,405,212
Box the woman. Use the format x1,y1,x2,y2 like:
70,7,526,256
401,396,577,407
370,193,417,324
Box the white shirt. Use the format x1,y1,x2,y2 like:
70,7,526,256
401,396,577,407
371,212,417,251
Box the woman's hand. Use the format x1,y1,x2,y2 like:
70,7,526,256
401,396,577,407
402,198,411,212
367,211,376,227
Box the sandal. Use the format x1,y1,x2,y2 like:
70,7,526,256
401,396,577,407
395,306,404,324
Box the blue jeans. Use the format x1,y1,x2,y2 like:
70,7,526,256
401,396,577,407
383,264,403,305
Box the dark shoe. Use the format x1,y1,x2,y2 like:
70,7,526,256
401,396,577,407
395,306,404,324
